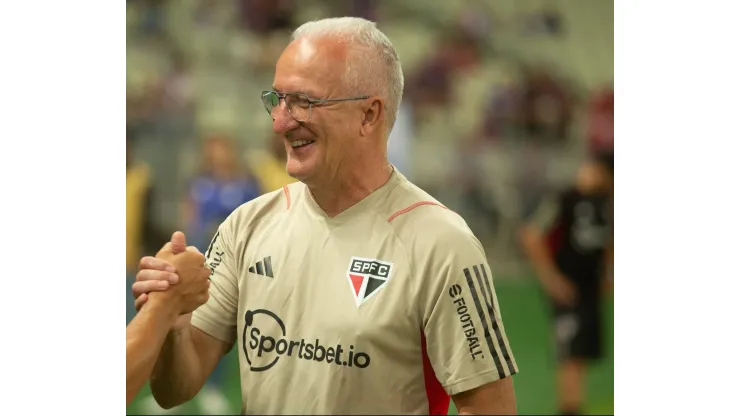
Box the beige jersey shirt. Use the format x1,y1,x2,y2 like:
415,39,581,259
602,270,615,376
192,170,518,415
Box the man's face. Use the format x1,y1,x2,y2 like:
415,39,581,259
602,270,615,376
271,38,365,185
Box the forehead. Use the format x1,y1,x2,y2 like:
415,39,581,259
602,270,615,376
273,37,349,97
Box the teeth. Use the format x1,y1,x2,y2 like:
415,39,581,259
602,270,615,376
290,140,314,148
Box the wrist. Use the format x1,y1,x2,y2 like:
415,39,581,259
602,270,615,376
537,265,559,281
145,293,181,326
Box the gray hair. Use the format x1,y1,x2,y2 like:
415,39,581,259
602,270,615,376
292,17,404,136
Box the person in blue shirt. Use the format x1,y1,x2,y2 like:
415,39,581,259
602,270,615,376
184,135,263,251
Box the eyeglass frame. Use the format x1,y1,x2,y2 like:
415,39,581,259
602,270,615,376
261,90,371,122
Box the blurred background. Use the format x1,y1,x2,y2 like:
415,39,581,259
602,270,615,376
126,0,613,414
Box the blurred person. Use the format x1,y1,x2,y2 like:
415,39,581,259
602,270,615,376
132,17,518,415
127,132,169,323
248,132,297,193
180,134,262,414
183,135,263,251
127,232,211,406
519,152,614,416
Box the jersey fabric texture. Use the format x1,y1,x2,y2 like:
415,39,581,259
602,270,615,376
192,169,518,415
530,187,612,361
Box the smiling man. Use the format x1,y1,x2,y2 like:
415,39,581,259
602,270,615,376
132,17,518,415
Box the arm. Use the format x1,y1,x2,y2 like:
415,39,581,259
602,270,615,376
518,195,561,285
149,321,231,408
417,221,518,414
453,377,517,415
127,246,212,406
518,195,576,305
150,223,240,409
125,298,179,406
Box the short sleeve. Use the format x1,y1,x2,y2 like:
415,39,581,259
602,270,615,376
191,217,239,345
419,228,518,396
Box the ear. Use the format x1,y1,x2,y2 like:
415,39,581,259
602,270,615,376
360,98,385,137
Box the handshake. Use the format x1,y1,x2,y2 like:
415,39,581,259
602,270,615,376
132,231,211,318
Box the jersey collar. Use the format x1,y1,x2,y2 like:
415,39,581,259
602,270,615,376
301,166,402,227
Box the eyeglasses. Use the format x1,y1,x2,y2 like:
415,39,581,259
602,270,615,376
261,90,370,123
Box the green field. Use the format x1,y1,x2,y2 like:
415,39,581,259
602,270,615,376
128,278,614,415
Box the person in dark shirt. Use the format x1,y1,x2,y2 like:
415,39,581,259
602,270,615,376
520,151,613,415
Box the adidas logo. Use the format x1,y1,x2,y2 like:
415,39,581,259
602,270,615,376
248,256,274,278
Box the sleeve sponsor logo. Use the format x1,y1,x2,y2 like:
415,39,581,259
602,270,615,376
455,264,517,379
448,284,484,360
204,230,224,278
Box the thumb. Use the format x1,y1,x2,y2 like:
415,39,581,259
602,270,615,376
170,231,187,254
186,245,202,254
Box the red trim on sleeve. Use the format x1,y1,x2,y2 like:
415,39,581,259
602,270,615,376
283,185,291,210
421,330,451,415
387,201,449,223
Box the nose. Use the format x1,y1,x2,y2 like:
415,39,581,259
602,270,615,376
272,101,300,135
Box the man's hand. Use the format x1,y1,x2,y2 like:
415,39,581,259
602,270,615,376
542,270,578,307
151,239,210,316
132,232,209,328
133,255,179,311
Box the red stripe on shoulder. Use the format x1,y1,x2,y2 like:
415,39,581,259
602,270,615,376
282,185,291,210
387,201,449,223
421,330,451,415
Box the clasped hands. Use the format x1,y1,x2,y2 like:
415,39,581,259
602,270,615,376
132,232,211,320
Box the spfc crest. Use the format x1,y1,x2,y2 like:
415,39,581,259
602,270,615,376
346,257,394,307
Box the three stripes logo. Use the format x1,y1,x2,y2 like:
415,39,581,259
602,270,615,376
448,264,517,380
249,256,274,278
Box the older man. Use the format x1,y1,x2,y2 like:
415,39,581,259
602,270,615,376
133,17,518,414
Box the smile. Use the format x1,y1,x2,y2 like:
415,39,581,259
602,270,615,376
290,140,315,148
